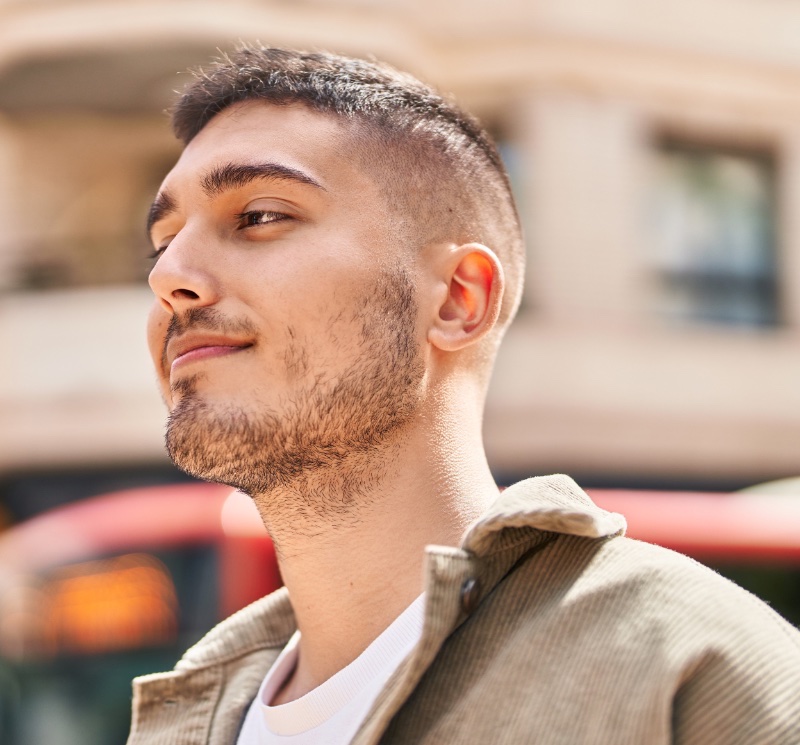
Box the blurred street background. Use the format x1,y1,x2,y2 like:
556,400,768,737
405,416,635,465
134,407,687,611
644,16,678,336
2,0,800,742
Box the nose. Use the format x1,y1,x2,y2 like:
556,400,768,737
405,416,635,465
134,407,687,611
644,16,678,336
148,228,220,314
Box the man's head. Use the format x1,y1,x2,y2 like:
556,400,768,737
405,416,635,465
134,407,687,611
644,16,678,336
146,46,524,504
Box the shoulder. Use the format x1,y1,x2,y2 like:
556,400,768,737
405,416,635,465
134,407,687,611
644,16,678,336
474,534,800,742
529,533,800,646
594,535,797,627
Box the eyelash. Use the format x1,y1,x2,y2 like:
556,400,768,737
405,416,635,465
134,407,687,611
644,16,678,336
235,210,291,228
148,210,290,261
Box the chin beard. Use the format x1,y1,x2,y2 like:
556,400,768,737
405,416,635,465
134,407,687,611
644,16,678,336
163,268,423,501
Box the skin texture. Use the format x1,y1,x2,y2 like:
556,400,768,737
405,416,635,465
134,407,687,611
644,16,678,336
147,101,505,704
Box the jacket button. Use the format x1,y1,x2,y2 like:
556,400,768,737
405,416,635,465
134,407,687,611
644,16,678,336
460,577,481,614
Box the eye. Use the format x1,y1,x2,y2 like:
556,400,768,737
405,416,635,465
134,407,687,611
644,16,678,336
147,244,169,262
147,246,167,261
235,210,290,229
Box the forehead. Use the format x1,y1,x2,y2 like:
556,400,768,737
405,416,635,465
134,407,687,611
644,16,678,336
162,101,366,193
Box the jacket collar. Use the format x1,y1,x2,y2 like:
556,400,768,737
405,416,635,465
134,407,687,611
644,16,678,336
175,585,295,671
461,474,626,556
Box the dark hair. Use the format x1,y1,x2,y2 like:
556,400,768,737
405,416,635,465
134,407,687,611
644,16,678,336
172,45,524,331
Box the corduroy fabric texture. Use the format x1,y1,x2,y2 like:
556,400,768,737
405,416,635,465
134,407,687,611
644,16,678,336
127,475,800,745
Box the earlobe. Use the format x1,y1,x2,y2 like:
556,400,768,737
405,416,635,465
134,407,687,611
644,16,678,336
428,243,504,352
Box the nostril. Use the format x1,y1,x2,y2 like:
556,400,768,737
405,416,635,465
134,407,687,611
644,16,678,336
172,288,200,300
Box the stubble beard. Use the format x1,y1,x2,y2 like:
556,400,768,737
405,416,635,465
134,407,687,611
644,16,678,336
163,268,424,520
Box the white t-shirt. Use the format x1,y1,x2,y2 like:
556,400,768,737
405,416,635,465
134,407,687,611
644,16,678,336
236,594,425,745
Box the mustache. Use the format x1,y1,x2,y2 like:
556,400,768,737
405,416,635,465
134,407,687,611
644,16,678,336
161,307,259,372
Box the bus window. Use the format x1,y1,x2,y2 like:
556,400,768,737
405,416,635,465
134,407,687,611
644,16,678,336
2,545,225,745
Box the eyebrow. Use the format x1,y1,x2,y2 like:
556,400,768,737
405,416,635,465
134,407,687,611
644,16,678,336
146,191,176,238
146,161,325,237
202,161,324,197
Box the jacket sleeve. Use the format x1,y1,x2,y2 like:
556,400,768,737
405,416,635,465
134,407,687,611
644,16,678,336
671,600,800,745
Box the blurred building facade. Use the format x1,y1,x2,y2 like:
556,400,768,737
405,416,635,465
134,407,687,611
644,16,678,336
3,0,800,517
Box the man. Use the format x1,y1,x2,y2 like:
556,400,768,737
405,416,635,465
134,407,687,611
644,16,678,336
130,45,800,744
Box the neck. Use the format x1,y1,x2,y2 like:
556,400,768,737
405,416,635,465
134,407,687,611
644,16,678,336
253,393,497,703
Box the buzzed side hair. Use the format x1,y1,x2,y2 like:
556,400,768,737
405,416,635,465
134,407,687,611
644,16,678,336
171,45,525,335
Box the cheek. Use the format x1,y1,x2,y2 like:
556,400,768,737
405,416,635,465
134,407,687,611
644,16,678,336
146,304,170,375
146,306,174,408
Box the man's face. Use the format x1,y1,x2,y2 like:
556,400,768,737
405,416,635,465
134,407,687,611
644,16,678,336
146,102,425,497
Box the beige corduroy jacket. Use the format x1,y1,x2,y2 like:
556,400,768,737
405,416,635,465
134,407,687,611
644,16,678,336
127,475,800,745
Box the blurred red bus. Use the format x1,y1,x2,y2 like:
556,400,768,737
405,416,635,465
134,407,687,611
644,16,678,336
1,481,799,744
0,483,280,745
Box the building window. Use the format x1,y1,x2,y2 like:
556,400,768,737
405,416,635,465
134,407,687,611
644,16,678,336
648,141,779,327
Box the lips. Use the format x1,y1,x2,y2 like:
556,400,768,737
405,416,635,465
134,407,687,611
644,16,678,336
167,334,253,373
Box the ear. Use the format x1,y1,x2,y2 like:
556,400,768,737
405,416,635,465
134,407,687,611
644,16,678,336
428,243,505,352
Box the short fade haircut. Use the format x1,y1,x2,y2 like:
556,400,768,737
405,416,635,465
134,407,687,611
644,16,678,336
171,45,524,336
